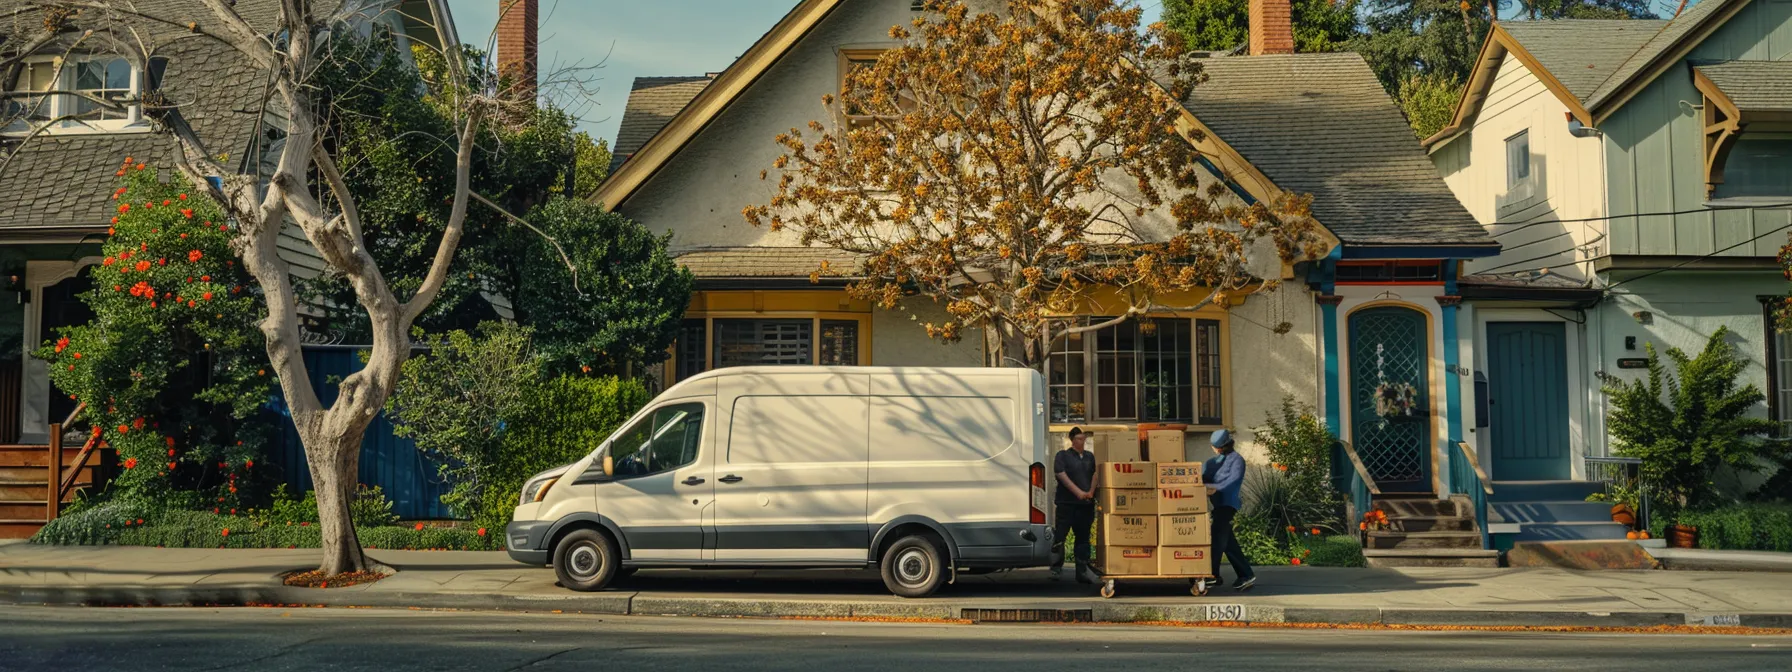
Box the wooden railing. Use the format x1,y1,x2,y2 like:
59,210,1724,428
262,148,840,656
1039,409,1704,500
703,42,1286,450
44,403,104,523
1337,440,1380,538
1451,441,1492,549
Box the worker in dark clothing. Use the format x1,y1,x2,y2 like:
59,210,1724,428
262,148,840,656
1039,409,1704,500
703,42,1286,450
1204,429,1256,590
1050,427,1099,584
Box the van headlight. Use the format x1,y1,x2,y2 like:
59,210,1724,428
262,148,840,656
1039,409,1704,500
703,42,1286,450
520,474,559,505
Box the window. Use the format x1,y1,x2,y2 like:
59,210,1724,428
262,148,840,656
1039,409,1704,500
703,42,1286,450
1044,317,1222,425
3,56,140,132
1335,261,1443,284
837,48,915,122
713,318,812,368
675,319,707,382
607,403,705,478
1505,130,1531,188
819,320,859,366
1714,136,1792,199
1765,299,1792,436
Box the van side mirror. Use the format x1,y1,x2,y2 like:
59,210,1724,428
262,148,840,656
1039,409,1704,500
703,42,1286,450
603,455,614,477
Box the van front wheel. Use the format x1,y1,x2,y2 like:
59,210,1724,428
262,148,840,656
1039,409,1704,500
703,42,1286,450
881,535,946,598
553,529,619,592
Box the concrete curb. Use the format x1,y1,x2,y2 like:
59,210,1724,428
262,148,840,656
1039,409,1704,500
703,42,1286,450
5,584,1790,630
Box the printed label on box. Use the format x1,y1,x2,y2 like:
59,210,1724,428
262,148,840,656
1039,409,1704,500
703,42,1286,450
1156,485,1210,514
1159,513,1212,546
1101,545,1158,576
1098,487,1158,515
1100,514,1157,547
1104,461,1156,488
1156,462,1204,487
1158,545,1212,576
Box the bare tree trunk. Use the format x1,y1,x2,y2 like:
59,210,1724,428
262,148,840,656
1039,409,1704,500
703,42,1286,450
300,423,369,574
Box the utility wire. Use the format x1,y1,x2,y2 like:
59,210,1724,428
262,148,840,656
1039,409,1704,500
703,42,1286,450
1488,201,1792,238
1603,221,1792,293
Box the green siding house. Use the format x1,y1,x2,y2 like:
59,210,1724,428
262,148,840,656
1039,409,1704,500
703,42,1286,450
1425,0,1791,546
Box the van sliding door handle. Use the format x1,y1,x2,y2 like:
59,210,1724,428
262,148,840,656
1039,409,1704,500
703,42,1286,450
682,476,706,486
719,474,744,484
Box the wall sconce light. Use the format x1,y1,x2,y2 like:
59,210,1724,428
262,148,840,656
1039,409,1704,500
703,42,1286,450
1625,336,1637,351
2,267,23,293
1631,310,1653,325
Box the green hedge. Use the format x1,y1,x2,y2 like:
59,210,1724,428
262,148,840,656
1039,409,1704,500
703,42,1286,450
34,506,501,551
1653,504,1792,552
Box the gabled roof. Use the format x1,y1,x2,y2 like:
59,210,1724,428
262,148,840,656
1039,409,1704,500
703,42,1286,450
1694,60,1792,112
1498,19,1666,102
1426,0,1755,149
608,76,714,174
1184,54,1494,250
674,246,864,279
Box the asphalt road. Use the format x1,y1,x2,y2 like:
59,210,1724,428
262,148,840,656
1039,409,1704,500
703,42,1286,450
2,606,1790,672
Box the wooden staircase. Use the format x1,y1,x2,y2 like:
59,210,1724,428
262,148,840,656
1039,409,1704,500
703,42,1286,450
1361,495,1500,568
0,420,107,539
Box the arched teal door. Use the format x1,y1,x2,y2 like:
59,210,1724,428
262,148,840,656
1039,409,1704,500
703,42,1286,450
1348,306,1432,493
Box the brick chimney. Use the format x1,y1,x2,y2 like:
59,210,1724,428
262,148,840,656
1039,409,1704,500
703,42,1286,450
496,0,538,100
1248,0,1295,56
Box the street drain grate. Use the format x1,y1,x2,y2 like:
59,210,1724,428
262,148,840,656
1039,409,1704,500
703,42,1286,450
962,608,1094,624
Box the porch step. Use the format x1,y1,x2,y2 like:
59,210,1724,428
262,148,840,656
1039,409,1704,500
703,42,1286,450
1374,498,1459,518
1489,480,1605,503
1366,530,1481,550
1511,521,1633,542
0,445,89,468
1490,500,1618,525
0,519,47,539
1363,548,1501,568
1393,515,1475,532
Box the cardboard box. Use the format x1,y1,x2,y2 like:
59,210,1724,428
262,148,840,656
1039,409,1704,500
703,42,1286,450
1158,546,1212,576
1156,485,1210,514
1099,514,1158,547
1103,461,1156,489
1156,462,1205,487
1159,513,1213,546
1102,545,1158,576
1097,487,1157,515
1094,431,1142,464
1145,429,1185,461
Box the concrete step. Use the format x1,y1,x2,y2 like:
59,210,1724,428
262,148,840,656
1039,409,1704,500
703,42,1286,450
1490,500,1621,525
1513,522,1633,542
1363,548,1500,568
1366,530,1482,550
1489,480,1605,503
1394,515,1475,532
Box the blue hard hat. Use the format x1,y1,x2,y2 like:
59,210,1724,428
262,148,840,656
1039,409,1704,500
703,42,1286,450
1211,429,1235,448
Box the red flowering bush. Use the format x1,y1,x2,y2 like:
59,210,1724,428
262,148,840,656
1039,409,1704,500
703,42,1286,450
35,163,274,511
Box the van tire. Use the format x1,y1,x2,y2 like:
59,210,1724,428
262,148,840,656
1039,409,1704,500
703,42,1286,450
553,529,619,592
880,535,946,598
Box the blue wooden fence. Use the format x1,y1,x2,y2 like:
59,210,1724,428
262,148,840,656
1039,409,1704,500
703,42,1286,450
265,346,456,520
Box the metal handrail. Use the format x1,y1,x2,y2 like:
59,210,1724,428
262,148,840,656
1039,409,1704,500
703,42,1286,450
1453,441,1492,549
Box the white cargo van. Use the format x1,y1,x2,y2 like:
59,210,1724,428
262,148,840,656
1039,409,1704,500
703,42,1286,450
505,366,1054,597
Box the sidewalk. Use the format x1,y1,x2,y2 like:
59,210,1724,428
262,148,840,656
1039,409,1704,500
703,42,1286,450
5,542,1792,628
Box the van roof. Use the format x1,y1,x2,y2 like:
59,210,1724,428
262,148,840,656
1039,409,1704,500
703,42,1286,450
662,366,1038,395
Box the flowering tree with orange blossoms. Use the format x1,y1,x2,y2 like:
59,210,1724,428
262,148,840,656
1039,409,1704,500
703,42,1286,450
37,166,272,512
744,0,1328,367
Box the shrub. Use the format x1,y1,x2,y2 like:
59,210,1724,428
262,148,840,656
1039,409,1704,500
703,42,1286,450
249,484,398,529
1602,327,1788,514
34,167,274,510
1251,397,1345,534
476,375,649,531
1653,504,1792,552
30,499,155,546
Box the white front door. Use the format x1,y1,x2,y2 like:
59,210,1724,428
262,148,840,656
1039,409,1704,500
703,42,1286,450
592,400,713,562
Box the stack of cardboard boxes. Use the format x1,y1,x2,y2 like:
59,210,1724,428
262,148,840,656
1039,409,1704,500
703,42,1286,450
1095,458,1212,577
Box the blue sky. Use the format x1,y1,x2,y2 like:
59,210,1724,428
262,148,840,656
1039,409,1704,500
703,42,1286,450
444,1,1166,145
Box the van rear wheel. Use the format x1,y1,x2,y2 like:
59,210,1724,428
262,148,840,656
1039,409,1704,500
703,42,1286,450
881,535,946,598
553,529,619,592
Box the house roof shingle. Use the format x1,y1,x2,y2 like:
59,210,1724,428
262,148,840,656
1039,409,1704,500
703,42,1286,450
0,0,317,232
1499,19,1667,103
1181,53,1494,249
1695,60,1792,112
1581,0,1734,111
608,76,713,175
673,246,865,279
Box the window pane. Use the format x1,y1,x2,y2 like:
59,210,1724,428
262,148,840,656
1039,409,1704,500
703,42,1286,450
608,413,657,478
76,62,104,90
819,320,858,366
1141,319,1193,422
675,319,706,382
106,59,132,89
1196,319,1223,424
1046,321,1087,423
713,319,812,369
647,403,705,473
1092,318,1139,421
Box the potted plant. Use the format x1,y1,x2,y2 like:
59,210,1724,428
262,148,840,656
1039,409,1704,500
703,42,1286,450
1666,520,1699,548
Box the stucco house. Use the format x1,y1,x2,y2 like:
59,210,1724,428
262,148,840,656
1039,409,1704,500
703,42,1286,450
1424,0,1792,547
597,0,1503,565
